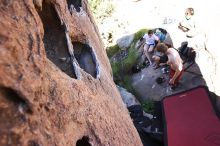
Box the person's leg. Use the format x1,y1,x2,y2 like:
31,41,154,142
152,55,160,64
187,37,197,51
144,44,152,65
148,45,155,65
173,69,184,85
148,45,154,52
152,55,161,69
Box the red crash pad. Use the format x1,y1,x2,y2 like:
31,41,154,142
163,86,220,146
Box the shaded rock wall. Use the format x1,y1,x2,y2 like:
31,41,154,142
0,0,142,146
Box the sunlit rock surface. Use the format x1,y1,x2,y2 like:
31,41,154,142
0,0,143,145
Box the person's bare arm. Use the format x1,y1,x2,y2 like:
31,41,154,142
178,24,189,32
169,68,181,84
178,22,190,32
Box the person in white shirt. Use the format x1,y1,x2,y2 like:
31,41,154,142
142,30,159,65
178,7,196,38
178,7,198,50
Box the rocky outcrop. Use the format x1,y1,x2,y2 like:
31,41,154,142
117,86,140,107
116,34,134,49
0,0,142,146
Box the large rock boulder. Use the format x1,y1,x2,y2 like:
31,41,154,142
117,86,140,107
0,0,142,146
116,34,135,49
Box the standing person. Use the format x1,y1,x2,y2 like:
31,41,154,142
142,30,159,66
178,7,196,38
156,43,183,89
178,7,198,50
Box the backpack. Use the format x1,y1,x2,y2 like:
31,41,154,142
179,42,196,62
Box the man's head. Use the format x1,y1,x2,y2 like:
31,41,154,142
185,7,194,16
148,30,153,36
156,43,168,53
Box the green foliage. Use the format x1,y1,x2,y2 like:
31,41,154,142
108,28,148,95
111,61,120,77
88,0,114,23
122,44,138,73
110,43,138,77
142,100,155,114
119,75,134,93
107,44,120,58
107,28,148,59
133,28,148,43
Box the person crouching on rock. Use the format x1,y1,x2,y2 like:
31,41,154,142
142,29,160,66
152,54,168,69
156,43,183,89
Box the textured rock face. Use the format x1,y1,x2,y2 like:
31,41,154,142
117,86,140,107
0,0,142,146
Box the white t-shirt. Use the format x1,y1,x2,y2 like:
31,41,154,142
180,17,196,37
143,34,159,45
